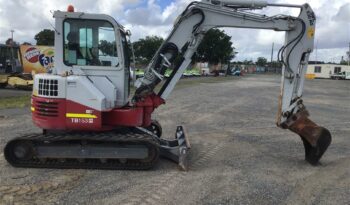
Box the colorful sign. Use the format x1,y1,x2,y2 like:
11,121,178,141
20,45,54,73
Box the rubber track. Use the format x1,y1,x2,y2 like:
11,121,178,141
4,129,160,170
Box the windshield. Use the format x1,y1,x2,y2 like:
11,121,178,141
63,19,119,67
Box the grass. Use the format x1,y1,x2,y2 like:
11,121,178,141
0,76,237,109
157,75,239,91
177,75,237,86
0,95,31,109
130,76,238,94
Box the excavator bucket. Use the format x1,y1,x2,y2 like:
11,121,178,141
158,126,191,171
283,110,332,165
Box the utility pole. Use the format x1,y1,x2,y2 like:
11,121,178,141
348,42,350,66
270,42,274,72
315,40,318,63
11,30,14,42
10,30,15,72
270,42,274,63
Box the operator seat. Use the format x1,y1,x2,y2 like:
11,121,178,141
66,31,83,64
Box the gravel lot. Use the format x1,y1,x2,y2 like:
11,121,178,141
0,89,31,99
0,75,349,205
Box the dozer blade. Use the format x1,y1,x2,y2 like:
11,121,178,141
157,126,191,171
283,110,332,165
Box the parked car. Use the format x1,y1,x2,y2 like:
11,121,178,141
201,68,210,76
330,71,350,80
231,69,241,76
135,69,145,79
182,69,201,77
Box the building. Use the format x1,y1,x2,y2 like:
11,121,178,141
0,44,20,72
256,66,266,72
306,64,350,79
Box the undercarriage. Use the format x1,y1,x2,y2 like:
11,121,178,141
4,124,191,170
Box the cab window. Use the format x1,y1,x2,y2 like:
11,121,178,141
63,19,119,67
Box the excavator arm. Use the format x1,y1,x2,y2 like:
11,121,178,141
134,0,331,165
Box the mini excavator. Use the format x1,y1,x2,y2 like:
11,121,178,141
4,0,331,170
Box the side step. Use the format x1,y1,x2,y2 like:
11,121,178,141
139,126,191,171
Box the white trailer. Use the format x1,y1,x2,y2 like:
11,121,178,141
307,64,350,79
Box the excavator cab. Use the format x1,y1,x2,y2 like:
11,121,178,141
4,6,191,170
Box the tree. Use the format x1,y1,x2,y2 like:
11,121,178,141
194,29,234,65
340,54,349,65
133,36,164,65
340,60,348,65
256,57,267,67
268,61,282,68
34,29,55,46
99,40,115,56
22,42,32,45
5,38,18,46
243,59,254,65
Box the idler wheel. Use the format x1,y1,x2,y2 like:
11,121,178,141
13,141,35,161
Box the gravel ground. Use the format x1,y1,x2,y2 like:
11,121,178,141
0,75,349,205
0,89,31,99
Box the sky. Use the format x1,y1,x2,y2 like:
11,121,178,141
0,0,349,62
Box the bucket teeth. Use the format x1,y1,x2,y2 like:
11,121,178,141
282,109,332,165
